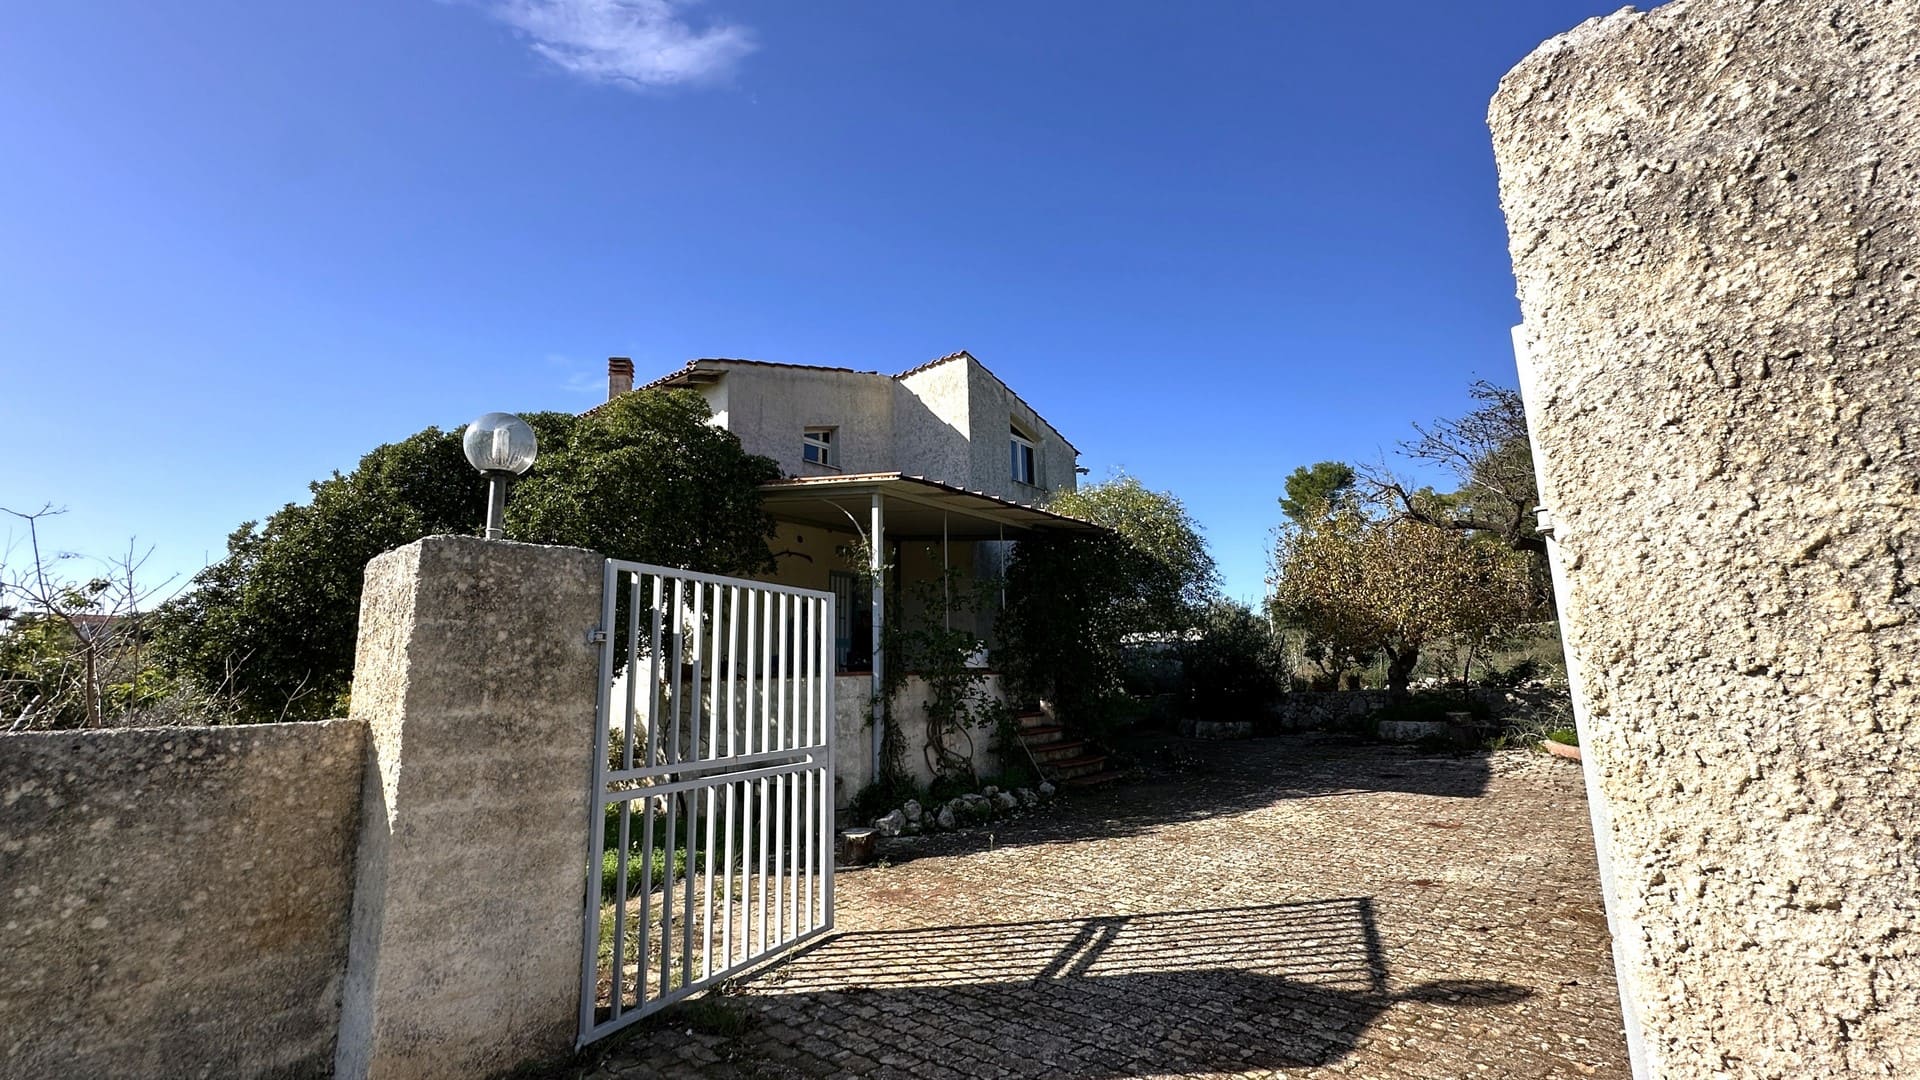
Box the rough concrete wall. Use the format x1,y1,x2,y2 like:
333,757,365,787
894,359,974,486
717,365,897,477
0,720,366,1079
965,357,1076,502
335,536,602,1080
1489,2,1919,1076
832,672,875,804
829,673,1006,806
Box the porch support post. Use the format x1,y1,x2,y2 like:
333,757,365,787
869,493,885,783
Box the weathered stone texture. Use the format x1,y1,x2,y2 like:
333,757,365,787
335,536,603,1080
1490,2,1919,1075
0,720,366,1079
1264,688,1566,733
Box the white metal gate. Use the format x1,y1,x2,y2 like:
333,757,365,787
579,560,835,1046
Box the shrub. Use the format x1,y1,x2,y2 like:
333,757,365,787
1481,657,1542,688
1179,601,1287,723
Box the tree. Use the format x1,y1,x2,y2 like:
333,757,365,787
1278,461,1357,525
1178,600,1287,721
1,506,173,730
1270,509,1536,700
1045,474,1219,631
1363,381,1544,554
152,389,781,723
507,390,781,575
1000,476,1218,731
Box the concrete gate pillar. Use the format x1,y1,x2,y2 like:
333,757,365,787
334,535,604,1079
1489,3,1919,1077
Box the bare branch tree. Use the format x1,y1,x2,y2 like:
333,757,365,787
1356,382,1546,555
1,505,178,730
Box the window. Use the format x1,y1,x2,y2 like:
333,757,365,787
803,427,836,467
1010,426,1036,485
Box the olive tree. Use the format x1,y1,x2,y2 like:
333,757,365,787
1362,381,1544,554
1270,509,1536,700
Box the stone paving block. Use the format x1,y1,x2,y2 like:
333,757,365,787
584,734,1628,1078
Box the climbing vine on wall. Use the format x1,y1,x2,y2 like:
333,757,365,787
881,565,1002,787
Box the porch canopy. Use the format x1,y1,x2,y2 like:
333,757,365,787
756,472,1101,782
758,472,1101,541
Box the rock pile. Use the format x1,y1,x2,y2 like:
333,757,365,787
869,781,1057,837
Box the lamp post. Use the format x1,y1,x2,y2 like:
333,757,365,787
463,412,538,539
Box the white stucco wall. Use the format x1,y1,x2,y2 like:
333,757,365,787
831,672,1008,807
701,365,896,477
965,357,1077,502
893,360,974,485
682,357,1077,499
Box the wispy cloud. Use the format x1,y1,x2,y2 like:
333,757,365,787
491,0,756,90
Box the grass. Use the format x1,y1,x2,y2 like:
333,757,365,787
600,802,699,902
601,847,690,902
1546,727,1579,746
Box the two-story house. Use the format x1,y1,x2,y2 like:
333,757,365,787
612,350,1078,501
606,349,1095,662
604,350,1100,793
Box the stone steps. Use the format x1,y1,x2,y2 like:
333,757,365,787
1012,707,1124,790
1061,768,1129,789
1029,739,1090,763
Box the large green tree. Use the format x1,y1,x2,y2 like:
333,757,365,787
152,390,780,722
1000,475,1217,730
1045,474,1219,631
1278,461,1357,525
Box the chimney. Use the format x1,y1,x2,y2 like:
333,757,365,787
607,357,634,400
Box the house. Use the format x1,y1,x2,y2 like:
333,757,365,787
603,351,1101,796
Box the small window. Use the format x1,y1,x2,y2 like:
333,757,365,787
1010,426,1036,486
803,427,836,467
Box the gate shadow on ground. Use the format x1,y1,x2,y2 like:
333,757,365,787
874,734,1495,860
731,898,1529,1077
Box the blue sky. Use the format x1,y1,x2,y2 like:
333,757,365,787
0,0,1628,604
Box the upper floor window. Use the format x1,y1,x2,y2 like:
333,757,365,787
803,427,837,467
1010,426,1036,486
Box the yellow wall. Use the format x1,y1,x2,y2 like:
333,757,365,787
756,520,1007,668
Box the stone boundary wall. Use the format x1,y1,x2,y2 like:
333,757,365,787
0,720,367,1079
1491,1,1920,1075
1256,687,1565,734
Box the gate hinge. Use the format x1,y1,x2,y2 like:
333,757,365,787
588,627,609,645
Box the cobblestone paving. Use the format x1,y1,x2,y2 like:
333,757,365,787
583,734,1630,1080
